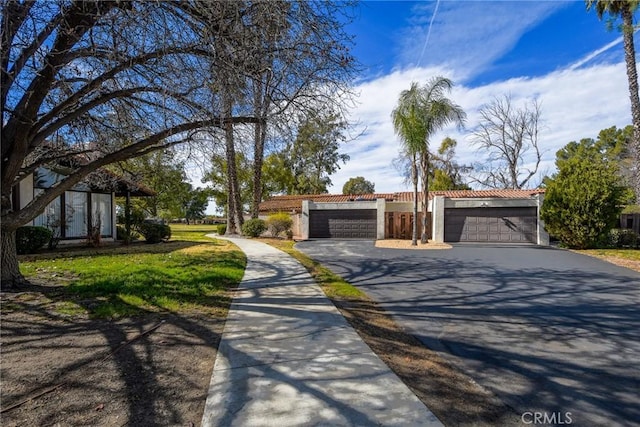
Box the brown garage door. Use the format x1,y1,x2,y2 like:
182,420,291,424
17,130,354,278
444,207,537,243
309,209,377,239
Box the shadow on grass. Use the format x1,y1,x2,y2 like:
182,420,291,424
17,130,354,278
17,240,226,262
2,237,246,426
1,292,230,426
14,235,245,317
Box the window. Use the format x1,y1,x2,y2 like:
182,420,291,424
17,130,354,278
66,191,87,238
33,189,62,237
91,193,112,236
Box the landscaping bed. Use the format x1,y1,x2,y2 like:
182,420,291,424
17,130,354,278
578,249,640,273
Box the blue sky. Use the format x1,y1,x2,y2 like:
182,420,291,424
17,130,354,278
348,1,623,85
326,0,636,193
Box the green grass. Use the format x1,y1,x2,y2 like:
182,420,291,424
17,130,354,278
262,239,368,300
19,224,245,319
170,223,222,242
581,248,640,261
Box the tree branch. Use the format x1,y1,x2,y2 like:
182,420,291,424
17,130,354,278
6,116,258,228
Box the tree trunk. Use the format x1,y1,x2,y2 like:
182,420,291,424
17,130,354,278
226,182,237,234
621,6,640,204
251,120,265,219
251,78,267,219
1,227,23,290
411,154,418,246
223,92,243,234
420,150,429,244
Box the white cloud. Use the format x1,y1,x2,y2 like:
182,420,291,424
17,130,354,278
398,1,568,80
329,61,632,193
568,36,625,71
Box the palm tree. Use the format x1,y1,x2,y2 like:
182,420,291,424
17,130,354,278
392,77,466,245
392,83,427,245
586,0,640,203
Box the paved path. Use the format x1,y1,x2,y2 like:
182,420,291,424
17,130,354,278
201,236,442,427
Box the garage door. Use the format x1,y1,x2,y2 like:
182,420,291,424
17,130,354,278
309,209,377,239
444,207,537,243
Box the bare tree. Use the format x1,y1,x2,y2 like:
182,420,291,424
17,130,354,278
471,95,542,189
244,1,358,218
193,1,358,226
1,1,259,288
1,1,359,287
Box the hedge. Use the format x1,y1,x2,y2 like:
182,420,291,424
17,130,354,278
266,212,293,237
242,218,266,237
16,226,53,254
138,222,171,244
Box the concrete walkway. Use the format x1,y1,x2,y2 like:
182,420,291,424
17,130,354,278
201,236,442,427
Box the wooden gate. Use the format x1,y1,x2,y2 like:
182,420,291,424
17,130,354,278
384,212,431,240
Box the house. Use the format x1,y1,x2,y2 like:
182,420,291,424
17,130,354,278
259,189,549,245
12,166,154,244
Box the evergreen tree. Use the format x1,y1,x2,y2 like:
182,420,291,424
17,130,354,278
541,139,628,249
342,177,375,195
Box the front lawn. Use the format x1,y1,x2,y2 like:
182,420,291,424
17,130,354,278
2,224,243,426
17,224,244,318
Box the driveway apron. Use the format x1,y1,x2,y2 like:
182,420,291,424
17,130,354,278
201,236,442,427
296,240,640,427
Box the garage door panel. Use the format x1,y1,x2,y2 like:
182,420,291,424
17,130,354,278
310,209,377,239
445,207,537,243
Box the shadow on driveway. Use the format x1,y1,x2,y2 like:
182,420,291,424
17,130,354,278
296,241,640,426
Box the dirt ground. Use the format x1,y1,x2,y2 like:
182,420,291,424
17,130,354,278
1,280,224,427
578,252,640,273
332,298,521,427
375,239,453,250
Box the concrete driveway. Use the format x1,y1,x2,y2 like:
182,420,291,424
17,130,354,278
295,241,640,427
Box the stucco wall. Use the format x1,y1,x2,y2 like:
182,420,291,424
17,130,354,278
384,202,414,212
444,198,537,209
298,195,547,245
19,174,33,209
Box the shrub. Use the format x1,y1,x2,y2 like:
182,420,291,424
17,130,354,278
86,215,102,247
42,213,63,250
618,229,639,248
138,222,171,244
16,226,53,254
217,224,227,235
116,225,127,241
116,206,145,228
116,225,139,242
266,212,293,237
117,206,145,244
241,218,266,237
603,228,639,248
541,141,627,249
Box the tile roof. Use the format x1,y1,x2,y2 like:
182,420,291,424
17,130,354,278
259,189,544,212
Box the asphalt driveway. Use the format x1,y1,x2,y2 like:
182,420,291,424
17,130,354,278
295,241,640,427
